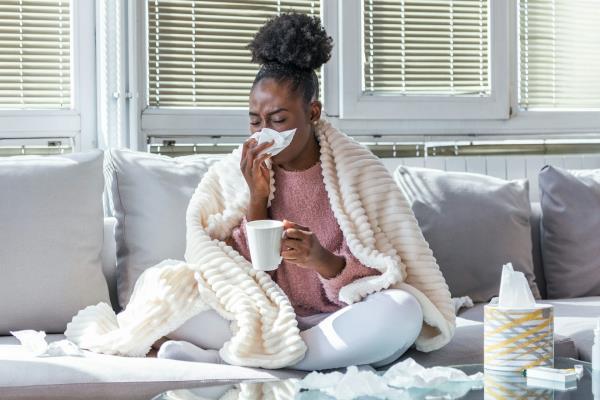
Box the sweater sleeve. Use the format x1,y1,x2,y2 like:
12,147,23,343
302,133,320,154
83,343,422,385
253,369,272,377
318,238,381,306
226,216,252,262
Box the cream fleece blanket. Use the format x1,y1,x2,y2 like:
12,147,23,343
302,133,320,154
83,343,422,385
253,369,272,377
65,119,455,369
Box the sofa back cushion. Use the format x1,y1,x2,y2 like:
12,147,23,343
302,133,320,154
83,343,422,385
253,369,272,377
394,166,541,302
0,150,109,334
529,203,547,299
539,165,600,299
105,149,221,309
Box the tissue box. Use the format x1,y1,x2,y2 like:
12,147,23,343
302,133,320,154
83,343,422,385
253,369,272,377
484,370,552,399
484,304,554,373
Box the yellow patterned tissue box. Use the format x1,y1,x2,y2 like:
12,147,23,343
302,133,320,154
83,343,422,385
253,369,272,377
484,370,552,400
484,304,554,373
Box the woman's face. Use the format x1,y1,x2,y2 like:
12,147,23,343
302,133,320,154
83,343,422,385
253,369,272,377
249,78,321,165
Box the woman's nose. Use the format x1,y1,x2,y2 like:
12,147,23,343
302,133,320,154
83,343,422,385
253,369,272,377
262,121,274,130
251,122,265,133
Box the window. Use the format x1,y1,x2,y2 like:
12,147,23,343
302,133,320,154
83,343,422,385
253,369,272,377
363,0,489,96
519,0,600,110
147,0,321,108
0,0,70,108
337,0,509,120
140,0,322,144
0,0,96,152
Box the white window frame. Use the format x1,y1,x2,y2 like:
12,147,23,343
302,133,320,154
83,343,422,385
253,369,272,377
0,0,97,151
336,0,510,121
133,0,600,142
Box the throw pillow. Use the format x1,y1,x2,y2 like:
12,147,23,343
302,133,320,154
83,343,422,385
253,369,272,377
394,166,541,302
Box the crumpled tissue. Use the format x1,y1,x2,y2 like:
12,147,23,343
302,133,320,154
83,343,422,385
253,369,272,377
10,329,85,357
497,262,536,308
452,295,474,314
157,360,482,400
299,358,483,400
249,127,296,157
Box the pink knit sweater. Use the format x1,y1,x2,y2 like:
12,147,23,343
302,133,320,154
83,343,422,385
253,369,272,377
229,161,381,317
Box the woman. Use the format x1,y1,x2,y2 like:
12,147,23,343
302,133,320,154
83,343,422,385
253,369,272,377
158,12,424,370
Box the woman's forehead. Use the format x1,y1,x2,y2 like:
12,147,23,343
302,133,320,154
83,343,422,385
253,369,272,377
249,79,301,112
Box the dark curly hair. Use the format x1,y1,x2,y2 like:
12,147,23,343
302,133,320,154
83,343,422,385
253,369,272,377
247,12,333,105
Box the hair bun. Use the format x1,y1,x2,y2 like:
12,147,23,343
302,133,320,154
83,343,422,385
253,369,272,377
248,12,333,71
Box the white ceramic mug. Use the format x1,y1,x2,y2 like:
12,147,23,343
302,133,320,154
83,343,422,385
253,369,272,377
246,219,284,271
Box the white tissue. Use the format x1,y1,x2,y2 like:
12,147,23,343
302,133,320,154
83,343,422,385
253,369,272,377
249,127,297,157
498,263,536,308
384,358,482,389
452,295,474,314
301,366,403,400
10,330,85,357
299,358,483,400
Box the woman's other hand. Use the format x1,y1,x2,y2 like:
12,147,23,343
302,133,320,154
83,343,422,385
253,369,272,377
281,219,345,279
240,138,273,201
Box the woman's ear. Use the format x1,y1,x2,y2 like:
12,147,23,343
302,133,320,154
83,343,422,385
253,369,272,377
309,100,322,123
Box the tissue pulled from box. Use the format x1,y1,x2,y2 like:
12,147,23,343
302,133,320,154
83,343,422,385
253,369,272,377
249,127,296,157
497,263,536,308
10,329,85,357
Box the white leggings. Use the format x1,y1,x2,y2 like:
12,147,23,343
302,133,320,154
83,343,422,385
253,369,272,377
158,289,423,371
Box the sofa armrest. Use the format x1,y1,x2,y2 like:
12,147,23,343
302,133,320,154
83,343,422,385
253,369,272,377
102,217,120,312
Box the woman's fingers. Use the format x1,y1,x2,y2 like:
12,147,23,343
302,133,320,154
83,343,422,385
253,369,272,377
282,238,301,250
281,249,299,260
241,138,253,156
284,228,309,240
248,140,273,159
245,140,273,174
252,152,271,175
242,137,255,153
242,138,272,176
240,138,255,172
282,220,310,232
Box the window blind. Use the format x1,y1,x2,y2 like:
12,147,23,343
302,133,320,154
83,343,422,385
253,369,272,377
0,143,72,156
0,0,70,108
148,0,321,108
0,137,72,156
519,0,600,109
363,0,489,96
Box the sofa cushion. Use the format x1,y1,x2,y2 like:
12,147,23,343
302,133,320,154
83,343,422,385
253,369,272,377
400,318,486,367
0,150,110,335
544,297,600,362
539,165,600,299
529,203,547,299
394,166,541,303
102,217,119,312
0,334,303,400
104,150,222,309
459,297,600,362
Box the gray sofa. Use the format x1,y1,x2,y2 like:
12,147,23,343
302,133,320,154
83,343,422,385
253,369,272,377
402,204,600,367
1,153,599,400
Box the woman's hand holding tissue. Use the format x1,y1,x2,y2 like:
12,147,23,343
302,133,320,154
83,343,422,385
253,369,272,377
281,219,345,279
241,137,273,220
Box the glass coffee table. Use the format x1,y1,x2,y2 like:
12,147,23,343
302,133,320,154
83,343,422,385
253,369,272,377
152,357,598,400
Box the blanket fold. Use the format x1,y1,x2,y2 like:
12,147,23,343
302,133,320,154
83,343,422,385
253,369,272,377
65,119,455,368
